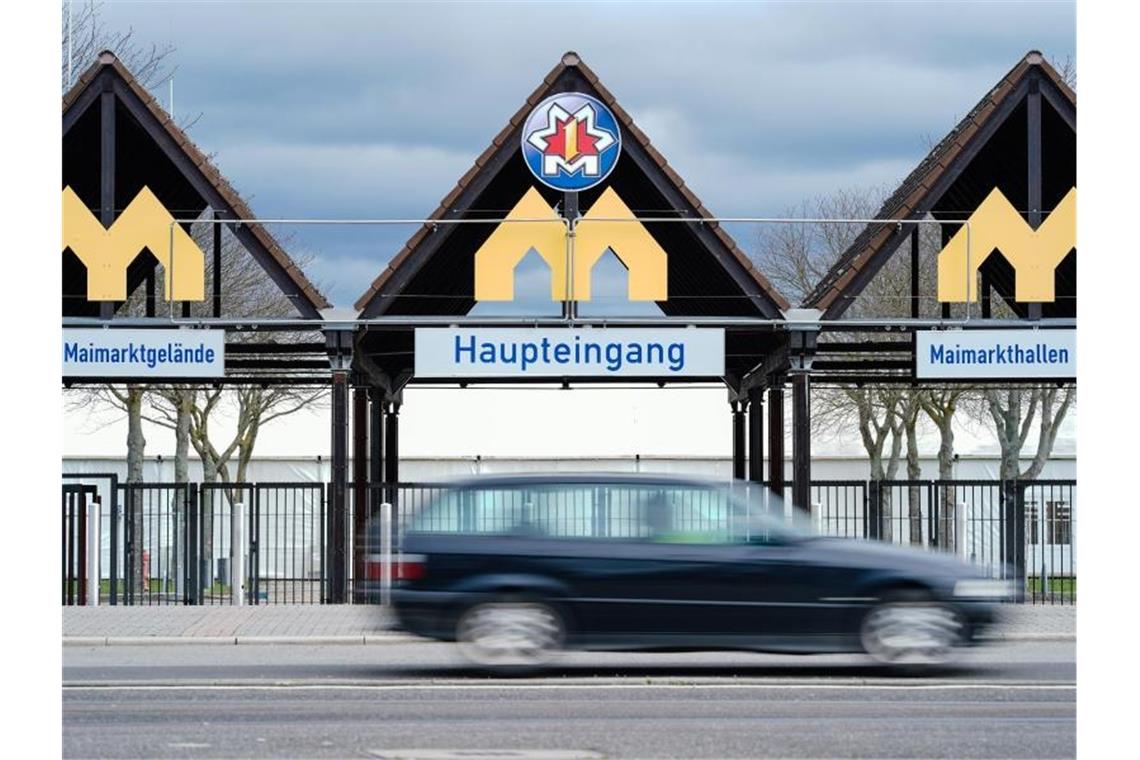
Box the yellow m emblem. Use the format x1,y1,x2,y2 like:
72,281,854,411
62,186,206,302
474,187,667,302
937,187,1076,303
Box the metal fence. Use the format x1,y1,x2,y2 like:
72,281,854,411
61,476,1076,606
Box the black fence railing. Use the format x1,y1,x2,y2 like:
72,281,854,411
61,476,1076,606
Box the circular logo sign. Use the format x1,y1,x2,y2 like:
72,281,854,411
521,92,621,192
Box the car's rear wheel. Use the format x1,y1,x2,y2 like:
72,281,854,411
860,590,964,667
456,599,564,670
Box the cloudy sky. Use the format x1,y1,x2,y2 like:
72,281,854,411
90,0,1075,307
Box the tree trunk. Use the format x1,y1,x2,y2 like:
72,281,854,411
125,385,147,595
173,390,192,483
937,414,957,552
905,408,923,547
172,390,193,601
879,420,904,543
1020,387,1075,481
195,436,219,588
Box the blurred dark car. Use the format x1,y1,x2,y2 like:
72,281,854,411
369,474,1011,668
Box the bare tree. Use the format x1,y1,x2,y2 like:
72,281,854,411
754,188,983,544
969,386,1075,482
62,0,174,93
142,222,328,578
755,190,913,474
1051,54,1076,90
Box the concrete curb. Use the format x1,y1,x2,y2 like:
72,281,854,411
979,633,1075,642
63,633,422,647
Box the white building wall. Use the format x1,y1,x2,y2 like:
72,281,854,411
62,454,1076,483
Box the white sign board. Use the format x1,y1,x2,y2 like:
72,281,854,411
63,328,226,378
916,329,1075,379
415,328,725,378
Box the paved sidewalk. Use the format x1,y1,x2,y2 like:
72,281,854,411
62,603,1074,646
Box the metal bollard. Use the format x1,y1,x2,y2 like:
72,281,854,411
87,498,101,606
380,502,392,607
231,502,245,606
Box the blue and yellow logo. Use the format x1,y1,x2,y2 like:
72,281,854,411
521,92,621,192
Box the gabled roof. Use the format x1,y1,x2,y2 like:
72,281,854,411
63,51,330,316
804,51,1076,317
354,51,790,316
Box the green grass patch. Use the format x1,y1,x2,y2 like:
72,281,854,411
1027,576,1076,597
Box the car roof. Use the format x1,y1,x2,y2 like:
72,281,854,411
418,472,732,489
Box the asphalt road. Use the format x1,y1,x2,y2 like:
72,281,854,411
63,640,1075,759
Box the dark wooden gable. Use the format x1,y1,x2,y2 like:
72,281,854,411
354,52,791,320
804,51,1076,320
62,51,330,318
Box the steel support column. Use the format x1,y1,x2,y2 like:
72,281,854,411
910,227,920,319
369,386,385,490
792,374,812,513
767,382,785,497
328,372,349,603
940,226,952,319
351,386,368,603
748,386,764,483
731,401,746,481
1027,76,1043,321
99,83,115,320
562,191,579,320
981,270,992,318
212,215,223,318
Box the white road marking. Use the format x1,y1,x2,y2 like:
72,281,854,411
64,680,1075,692
368,752,602,760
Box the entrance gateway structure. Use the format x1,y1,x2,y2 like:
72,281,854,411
62,51,1076,605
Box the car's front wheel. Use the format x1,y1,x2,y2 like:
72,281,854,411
860,590,964,667
456,599,564,670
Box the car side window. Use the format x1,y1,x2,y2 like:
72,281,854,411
643,486,735,544
409,482,779,543
411,484,657,539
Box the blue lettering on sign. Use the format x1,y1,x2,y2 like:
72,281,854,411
64,340,221,370
929,341,1070,366
450,333,688,373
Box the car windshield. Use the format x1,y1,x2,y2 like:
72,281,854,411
406,479,812,544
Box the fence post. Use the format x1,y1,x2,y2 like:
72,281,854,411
927,482,938,549
1001,480,1025,602
87,497,101,606
64,490,74,605
186,484,200,605
380,501,392,607
956,500,968,562
106,478,118,605
867,481,881,540
77,490,87,606
231,501,245,606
